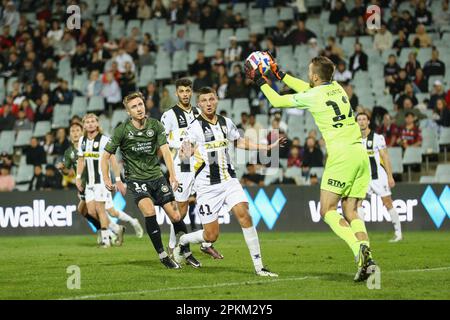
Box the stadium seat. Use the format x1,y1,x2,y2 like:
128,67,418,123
138,65,155,88
126,19,141,37
0,130,15,154
111,110,129,128
264,168,283,185
87,96,105,113
33,121,51,137
95,0,110,15
15,165,34,184
248,8,263,24
403,146,422,182
71,97,88,117
219,29,234,49
263,8,278,29
99,116,111,135
110,19,125,38
155,64,172,80
249,23,265,35
142,19,156,36
187,24,202,44
204,42,219,57
435,164,450,177
438,127,450,161
284,167,302,185
436,174,450,183
388,147,403,174
6,76,18,94
309,167,324,179
72,73,88,93
14,130,33,148
419,176,436,184
52,104,71,129
217,99,232,114
203,29,219,45
155,20,171,45
97,15,111,30
235,28,250,42
172,50,189,73
279,7,294,21
256,114,269,126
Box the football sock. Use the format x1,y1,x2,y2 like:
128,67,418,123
117,210,134,223
85,214,101,230
357,207,366,220
323,210,361,257
388,207,402,237
145,216,164,254
242,226,264,272
350,218,370,247
179,230,205,246
169,224,177,249
189,202,197,231
109,221,120,234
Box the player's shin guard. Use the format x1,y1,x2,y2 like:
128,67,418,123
179,229,205,246
85,214,101,229
145,216,165,255
242,226,264,272
323,210,361,257
388,208,402,237
350,219,370,247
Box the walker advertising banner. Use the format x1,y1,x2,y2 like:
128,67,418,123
0,184,449,235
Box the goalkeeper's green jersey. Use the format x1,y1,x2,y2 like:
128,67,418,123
262,79,361,152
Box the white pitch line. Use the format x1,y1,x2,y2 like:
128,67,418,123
60,276,315,300
60,266,450,300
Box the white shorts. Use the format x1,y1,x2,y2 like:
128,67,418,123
367,169,391,197
174,171,195,202
85,184,114,208
195,178,248,225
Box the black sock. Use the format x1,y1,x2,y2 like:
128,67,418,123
172,220,190,251
85,214,101,230
189,203,197,231
145,216,164,254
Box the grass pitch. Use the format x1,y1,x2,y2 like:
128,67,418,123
0,231,449,300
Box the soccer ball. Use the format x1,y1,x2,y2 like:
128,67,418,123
245,51,271,75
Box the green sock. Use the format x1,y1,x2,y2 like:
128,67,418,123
323,210,361,257
350,219,370,247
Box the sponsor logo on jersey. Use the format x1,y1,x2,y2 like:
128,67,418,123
178,115,186,126
327,178,346,188
204,140,228,150
128,131,134,138
146,129,155,137
83,152,100,158
367,141,373,148
161,185,170,193
93,141,99,149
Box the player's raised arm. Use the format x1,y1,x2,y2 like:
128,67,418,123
265,51,311,93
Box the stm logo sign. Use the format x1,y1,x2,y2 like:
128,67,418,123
327,179,346,188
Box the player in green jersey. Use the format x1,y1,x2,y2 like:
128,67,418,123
246,54,377,281
101,92,200,269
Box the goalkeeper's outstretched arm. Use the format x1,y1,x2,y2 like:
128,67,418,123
282,73,311,93
259,83,296,108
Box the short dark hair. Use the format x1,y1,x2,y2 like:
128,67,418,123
197,87,216,98
123,91,145,108
356,112,370,121
310,56,335,82
175,78,192,89
70,122,83,131
405,111,415,118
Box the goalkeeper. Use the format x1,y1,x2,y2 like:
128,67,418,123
245,54,377,282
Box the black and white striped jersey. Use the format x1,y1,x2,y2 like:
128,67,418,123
77,133,110,186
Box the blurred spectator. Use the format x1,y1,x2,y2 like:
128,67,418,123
344,84,359,111
287,146,302,168
138,44,155,67
186,0,201,23
429,80,446,110
85,70,103,98
43,132,55,157
53,80,74,105
193,69,214,92
190,50,211,75
413,68,428,93
1,51,20,78
337,16,356,37
56,32,76,59
384,54,401,91
404,51,421,79
0,165,15,192
41,59,58,83
237,112,249,131
334,61,352,84
101,71,122,110
398,112,422,148
242,33,261,60
374,24,393,53
18,59,36,84
2,1,20,33
435,0,450,30
146,98,162,120
164,29,187,56
349,43,368,73
25,137,47,166
71,44,89,75
415,0,433,26
244,114,263,144
349,0,365,19
119,62,137,97
396,83,418,109
388,9,404,35
226,73,250,99
224,36,242,66
209,0,222,23
433,98,450,127
395,97,427,127
307,38,321,60
241,163,264,187
0,24,14,50
309,173,319,186
326,36,344,61
286,20,317,46
43,165,63,190
393,30,410,55
329,0,349,24
152,0,168,19
14,109,33,132
160,88,175,113
53,128,70,157
137,0,152,20
33,93,53,122
377,113,399,147
219,4,235,28
391,69,409,98
423,48,446,77
401,10,417,36
302,137,324,175
29,165,46,191
217,75,228,99
272,21,289,46
411,24,432,48
271,112,287,133
144,82,160,111
139,33,157,55
115,48,135,74
200,5,216,30
0,102,16,132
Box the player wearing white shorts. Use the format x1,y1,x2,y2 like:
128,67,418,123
76,113,126,248
161,78,223,259
174,87,282,277
356,113,402,242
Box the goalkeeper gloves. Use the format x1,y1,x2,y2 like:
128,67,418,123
245,60,269,87
265,51,286,81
